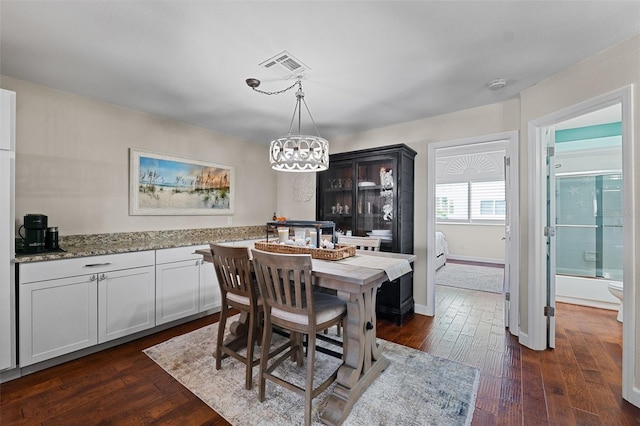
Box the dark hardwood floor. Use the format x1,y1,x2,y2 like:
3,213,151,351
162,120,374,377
1,285,637,425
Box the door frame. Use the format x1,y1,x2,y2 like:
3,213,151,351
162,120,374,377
426,130,520,336
527,85,637,405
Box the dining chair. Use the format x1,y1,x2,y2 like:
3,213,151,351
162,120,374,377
251,249,347,426
337,235,381,251
209,243,265,390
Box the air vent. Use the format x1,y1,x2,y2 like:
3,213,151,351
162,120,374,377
259,51,310,79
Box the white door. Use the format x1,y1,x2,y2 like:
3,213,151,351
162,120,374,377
199,259,221,312
19,274,98,367
503,155,511,327
545,127,557,349
0,89,16,371
98,266,156,343
155,259,200,325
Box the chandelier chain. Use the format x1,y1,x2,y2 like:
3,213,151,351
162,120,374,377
251,81,298,96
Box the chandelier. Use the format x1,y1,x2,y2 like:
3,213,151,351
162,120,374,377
246,78,329,172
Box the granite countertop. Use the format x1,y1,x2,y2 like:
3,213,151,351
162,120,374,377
15,225,273,263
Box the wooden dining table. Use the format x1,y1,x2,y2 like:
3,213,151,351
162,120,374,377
197,244,415,425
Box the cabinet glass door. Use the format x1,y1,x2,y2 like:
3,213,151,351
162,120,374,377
321,162,353,234
355,157,395,243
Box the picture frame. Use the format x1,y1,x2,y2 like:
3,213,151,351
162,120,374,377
129,149,234,215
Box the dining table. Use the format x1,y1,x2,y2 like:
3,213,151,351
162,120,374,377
197,243,415,425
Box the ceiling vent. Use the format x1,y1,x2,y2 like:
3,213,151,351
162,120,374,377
259,51,310,79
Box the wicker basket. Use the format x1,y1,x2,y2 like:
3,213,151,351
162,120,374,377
254,240,356,261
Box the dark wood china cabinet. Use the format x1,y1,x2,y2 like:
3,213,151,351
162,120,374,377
316,144,416,325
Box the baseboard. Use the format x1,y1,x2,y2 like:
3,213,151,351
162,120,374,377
518,331,531,348
446,254,504,265
414,303,431,316
556,296,619,312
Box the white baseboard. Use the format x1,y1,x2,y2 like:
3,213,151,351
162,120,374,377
447,254,504,265
556,295,619,312
414,303,431,316
518,331,531,349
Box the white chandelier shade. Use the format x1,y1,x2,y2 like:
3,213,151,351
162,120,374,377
269,135,329,172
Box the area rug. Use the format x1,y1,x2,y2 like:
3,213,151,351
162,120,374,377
144,316,479,425
436,262,504,293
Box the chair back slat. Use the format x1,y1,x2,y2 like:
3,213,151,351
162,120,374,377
337,235,381,251
210,244,256,303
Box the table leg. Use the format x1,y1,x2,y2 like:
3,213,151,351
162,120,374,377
320,286,389,425
220,311,250,352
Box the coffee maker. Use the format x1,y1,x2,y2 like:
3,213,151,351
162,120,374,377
18,214,48,253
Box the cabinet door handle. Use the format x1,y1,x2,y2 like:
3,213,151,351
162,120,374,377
195,260,201,266
89,274,97,281
99,273,107,280
85,262,112,267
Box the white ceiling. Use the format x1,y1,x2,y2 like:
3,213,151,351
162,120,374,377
1,1,639,145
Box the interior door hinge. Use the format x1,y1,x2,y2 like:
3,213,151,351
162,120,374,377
547,146,555,157
544,226,555,237
504,157,510,167
505,292,510,301
544,306,555,317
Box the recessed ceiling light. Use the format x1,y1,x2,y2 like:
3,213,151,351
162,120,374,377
488,79,507,90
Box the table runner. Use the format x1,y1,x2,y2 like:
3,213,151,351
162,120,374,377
338,254,412,281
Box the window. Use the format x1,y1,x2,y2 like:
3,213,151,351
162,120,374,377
435,183,468,221
436,180,505,223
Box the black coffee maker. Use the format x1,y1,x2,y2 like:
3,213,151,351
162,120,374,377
18,214,48,253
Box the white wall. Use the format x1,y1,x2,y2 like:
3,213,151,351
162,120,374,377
0,76,277,235
436,223,504,263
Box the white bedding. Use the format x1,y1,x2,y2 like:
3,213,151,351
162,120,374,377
435,231,448,270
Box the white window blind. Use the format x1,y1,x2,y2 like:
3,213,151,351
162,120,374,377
436,180,505,223
436,183,468,221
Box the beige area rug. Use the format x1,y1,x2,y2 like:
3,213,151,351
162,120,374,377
144,316,479,425
436,263,504,293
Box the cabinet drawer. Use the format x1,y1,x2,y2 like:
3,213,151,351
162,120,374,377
155,245,208,264
19,251,155,284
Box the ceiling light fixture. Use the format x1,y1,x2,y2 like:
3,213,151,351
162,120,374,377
488,78,507,90
246,78,329,172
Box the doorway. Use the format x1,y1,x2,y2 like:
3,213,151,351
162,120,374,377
528,86,637,406
426,131,519,335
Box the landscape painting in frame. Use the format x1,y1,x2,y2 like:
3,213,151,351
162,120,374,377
130,149,234,215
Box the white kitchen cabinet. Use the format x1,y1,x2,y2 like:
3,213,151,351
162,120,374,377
97,265,155,343
19,251,155,366
155,258,200,325
155,245,220,325
199,256,221,311
19,274,98,367
0,89,16,371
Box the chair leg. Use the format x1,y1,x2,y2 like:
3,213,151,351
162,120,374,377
293,332,303,367
304,332,316,426
245,309,256,390
215,303,228,370
258,312,273,402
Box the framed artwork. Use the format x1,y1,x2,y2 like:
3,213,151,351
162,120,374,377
129,149,234,215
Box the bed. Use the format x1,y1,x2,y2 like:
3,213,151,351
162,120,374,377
435,231,448,270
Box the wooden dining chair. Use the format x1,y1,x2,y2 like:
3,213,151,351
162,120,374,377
337,235,382,251
208,243,264,390
251,249,347,426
